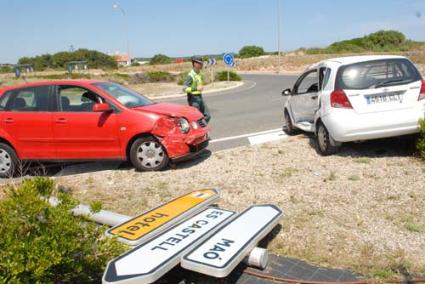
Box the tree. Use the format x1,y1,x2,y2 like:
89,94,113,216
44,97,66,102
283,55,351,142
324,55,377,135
149,54,172,65
238,45,265,58
17,49,117,71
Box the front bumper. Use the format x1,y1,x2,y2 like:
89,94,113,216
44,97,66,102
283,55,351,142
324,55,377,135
160,128,210,160
322,107,425,142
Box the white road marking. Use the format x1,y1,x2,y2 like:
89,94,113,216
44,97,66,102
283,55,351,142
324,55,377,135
209,128,282,144
248,130,288,145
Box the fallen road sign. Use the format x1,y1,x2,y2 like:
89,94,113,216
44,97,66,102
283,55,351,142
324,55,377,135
106,189,220,246
103,208,236,284
181,204,282,278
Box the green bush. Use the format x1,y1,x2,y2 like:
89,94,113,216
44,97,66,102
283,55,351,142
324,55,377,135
216,70,241,81
238,45,265,58
145,71,174,82
18,49,118,71
0,66,13,74
417,119,425,159
149,54,172,65
305,30,424,54
0,178,126,283
177,71,189,85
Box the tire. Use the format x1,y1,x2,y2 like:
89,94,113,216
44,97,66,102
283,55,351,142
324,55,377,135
0,143,19,178
283,110,297,135
316,122,340,156
129,136,169,171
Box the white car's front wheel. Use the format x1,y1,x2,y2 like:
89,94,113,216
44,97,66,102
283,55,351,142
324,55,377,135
316,122,340,156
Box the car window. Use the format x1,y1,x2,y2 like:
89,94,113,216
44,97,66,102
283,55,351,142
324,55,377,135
319,67,331,90
94,82,153,108
58,86,103,112
295,70,318,94
1,86,50,112
335,58,422,90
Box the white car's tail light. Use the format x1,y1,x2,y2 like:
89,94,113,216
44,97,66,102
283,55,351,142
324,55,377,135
330,89,353,109
418,80,425,101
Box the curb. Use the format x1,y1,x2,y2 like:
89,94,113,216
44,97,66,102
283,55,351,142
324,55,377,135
147,81,245,100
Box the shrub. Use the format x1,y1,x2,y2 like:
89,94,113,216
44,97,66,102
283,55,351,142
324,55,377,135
0,66,13,74
18,49,118,71
239,45,265,58
0,177,126,283
146,71,174,82
417,119,425,159
149,54,172,65
177,71,189,85
216,70,241,81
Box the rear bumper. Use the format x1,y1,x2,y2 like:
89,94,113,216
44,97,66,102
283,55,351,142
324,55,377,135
160,128,210,160
322,107,425,142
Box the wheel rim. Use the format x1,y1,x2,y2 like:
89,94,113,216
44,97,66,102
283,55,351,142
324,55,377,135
0,149,12,174
136,141,165,169
318,125,328,151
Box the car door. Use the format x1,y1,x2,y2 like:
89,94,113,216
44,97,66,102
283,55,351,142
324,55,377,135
0,85,55,159
290,69,320,123
52,84,121,159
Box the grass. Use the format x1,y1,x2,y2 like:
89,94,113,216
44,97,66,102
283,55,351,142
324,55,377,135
325,171,337,181
353,157,371,164
348,175,361,181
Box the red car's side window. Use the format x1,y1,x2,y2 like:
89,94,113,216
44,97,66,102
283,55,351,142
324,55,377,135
1,86,50,112
58,85,102,112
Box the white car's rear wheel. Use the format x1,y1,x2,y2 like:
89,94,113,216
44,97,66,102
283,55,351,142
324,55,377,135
316,122,340,156
283,110,297,135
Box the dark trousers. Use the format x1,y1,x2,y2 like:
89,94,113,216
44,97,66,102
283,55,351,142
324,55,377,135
187,94,211,122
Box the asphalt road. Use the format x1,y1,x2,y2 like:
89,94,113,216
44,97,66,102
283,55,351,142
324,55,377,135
162,74,299,151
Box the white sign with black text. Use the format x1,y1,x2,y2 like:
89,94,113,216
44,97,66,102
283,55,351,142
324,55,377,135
103,208,236,284
181,204,282,278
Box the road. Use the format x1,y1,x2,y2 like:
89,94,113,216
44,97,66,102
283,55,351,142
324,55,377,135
162,74,299,151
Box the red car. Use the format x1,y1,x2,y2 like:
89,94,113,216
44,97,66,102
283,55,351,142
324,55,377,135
0,80,210,177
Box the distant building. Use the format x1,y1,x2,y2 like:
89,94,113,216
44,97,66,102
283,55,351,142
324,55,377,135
132,57,150,65
113,53,131,66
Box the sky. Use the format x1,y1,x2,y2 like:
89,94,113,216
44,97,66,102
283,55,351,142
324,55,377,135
0,0,424,63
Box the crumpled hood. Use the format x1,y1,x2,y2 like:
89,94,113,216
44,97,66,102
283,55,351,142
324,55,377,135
134,103,203,121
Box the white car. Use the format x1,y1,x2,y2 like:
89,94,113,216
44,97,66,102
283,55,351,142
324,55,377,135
282,55,425,155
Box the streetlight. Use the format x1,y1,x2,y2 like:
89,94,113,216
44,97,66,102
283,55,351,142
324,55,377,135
276,0,282,74
113,3,131,65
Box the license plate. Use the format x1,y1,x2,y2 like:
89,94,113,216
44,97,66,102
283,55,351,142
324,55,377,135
366,93,403,104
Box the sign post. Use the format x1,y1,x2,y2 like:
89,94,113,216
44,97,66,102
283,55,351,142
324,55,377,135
223,53,235,82
103,208,236,284
181,204,282,278
106,189,220,246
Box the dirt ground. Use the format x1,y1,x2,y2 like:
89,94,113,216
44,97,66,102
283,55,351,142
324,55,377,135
52,135,425,280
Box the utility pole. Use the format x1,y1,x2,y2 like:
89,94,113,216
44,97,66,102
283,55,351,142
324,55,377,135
113,3,131,65
277,0,281,74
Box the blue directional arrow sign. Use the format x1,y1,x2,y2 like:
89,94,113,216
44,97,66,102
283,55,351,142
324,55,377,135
223,53,235,67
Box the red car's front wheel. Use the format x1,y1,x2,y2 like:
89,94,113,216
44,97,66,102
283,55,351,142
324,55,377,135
129,136,169,171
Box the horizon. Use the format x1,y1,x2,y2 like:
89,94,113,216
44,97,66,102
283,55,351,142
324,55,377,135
0,0,424,64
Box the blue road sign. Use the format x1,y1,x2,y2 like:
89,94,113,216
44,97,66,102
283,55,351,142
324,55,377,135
223,53,235,67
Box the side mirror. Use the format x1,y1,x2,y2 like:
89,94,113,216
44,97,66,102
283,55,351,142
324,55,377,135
92,103,112,112
281,88,291,96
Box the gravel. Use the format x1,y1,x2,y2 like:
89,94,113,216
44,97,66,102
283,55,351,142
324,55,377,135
52,134,425,278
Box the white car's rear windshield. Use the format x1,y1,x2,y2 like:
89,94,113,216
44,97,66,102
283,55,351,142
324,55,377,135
335,58,422,90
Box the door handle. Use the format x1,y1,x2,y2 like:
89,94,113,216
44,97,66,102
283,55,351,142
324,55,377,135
311,95,318,100
55,118,67,124
3,118,14,124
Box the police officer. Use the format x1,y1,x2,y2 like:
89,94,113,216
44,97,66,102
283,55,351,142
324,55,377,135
183,56,211,122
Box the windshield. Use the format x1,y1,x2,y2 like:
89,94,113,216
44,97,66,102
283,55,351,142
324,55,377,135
94,82,154,108
335,58,421,90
